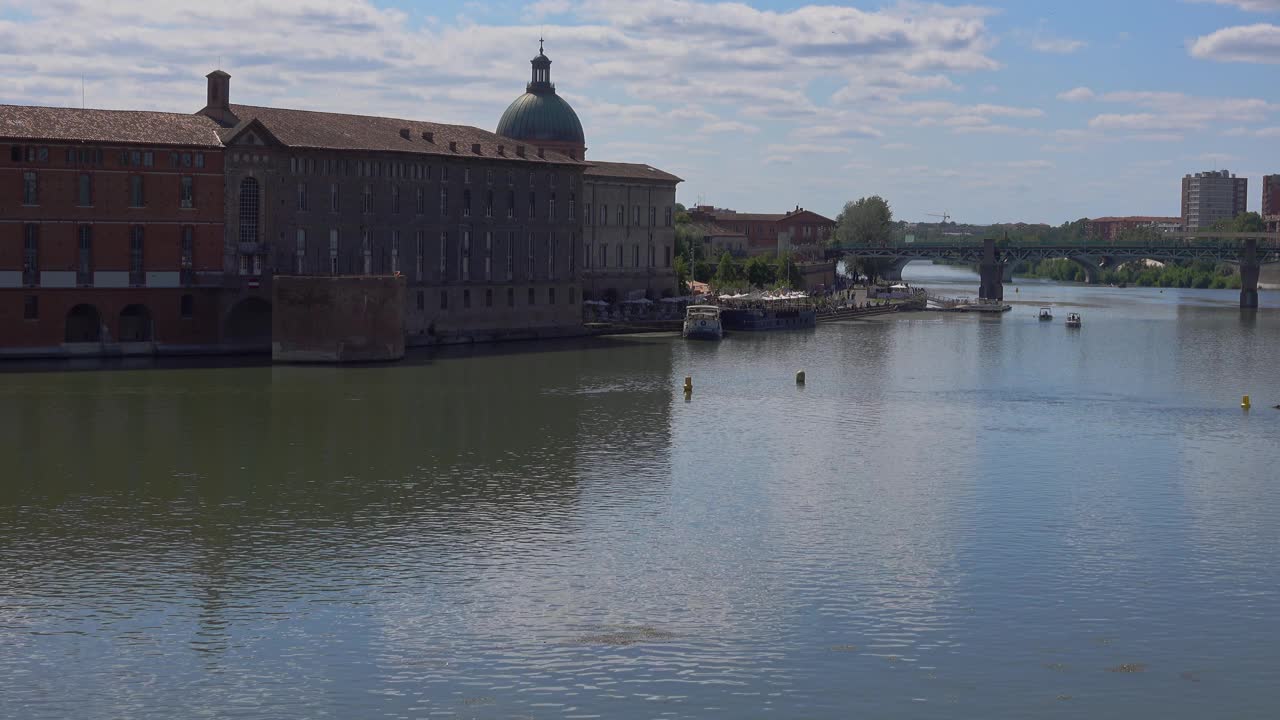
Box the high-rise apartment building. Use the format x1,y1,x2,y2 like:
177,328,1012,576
1261,174,1280,217
1181,170,1247,230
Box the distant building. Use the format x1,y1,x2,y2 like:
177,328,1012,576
1181,170,1247,230
1262,175,1280,232
1086,216,1182,241
685,221,748,258
688,205,834,255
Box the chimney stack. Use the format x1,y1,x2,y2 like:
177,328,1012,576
399,128,410,140
422,131,434,143
202,69,232,124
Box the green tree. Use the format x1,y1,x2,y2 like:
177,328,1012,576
715,251,741,287
745,254,777,287
676,223,704,260
674,255,690,294
693,259,714,283
834,196,894,247
775,253,803,288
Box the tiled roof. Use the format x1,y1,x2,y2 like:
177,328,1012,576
687,221,745,237
584,160,682,183
710,212,786,223
1089,216,1181,223
224,104,583,165
0,105,224,147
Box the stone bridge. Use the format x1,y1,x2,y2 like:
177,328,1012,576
829,233,1280,308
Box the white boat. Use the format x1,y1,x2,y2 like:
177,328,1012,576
683,305,723,340
1066,312,1082,328
1038,306,1053,321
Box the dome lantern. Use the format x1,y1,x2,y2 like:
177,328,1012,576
496,40,586,160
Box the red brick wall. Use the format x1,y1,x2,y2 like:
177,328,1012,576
0,288,223,347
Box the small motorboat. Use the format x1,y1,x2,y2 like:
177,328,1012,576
1038,307,1053,321
1065,312,1082,328
683,305,723,340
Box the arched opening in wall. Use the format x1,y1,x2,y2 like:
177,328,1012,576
224,297,272,343
65,304,102,343
119,304,154,342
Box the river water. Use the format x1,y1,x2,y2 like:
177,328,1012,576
2,263,1278,719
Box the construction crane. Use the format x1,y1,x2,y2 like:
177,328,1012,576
927,211,951,224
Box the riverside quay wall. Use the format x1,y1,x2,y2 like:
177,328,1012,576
272,275,405,363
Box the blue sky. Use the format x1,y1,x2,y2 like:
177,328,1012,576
3,0,1279,223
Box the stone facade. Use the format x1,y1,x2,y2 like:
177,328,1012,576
581,164,680,301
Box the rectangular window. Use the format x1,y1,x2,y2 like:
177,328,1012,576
181,226,194,284
528,191,536,219
23,295,37,320
129,226,145,286
440,187,449,215
463,188,471,218
547,232,556,280
485,189,493,219
22,171,38,205
362,229,372,274
528,287,535,305
507,231,515,281
617,244,623,268
586,203,592,225
441,166,449,182
634,206,641,225
569,232,575,275
485,288,493,307
649,206,656,226
464,168,471,184
415,230,424,281
584,238,591,269
78,225,93,286
178,176,194,209
549,287,555,305
649,244,655,268
130,175,145,207
296,182,307,211
600,244,607,268
440,231,448,279
22,224,38,286
295,228,307,274
329,229,339,275
417,291,424,311
634,244,640,268
330,183,340,212
665,207,673,226
181,294,194,319
617,204,624,226
507,287,514,307
486,169,493,185
195,152,205,169
600,205,607,226
484,231,492,281
549,193,556,220
569,193,575,218
391,230,400,274
463,289,471,309
440,290,448,310
78,173,93,206
416,186,425,214
664,245,672,268
507,189,515,219
392,185,401,214
362,184,373,213
527,232,536,279
461,230,471,281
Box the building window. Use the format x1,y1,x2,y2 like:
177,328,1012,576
415,230,424,281
22,224,38,286
547,232,556,280
195,153,205,169
463,288,471,309
130,226,145,286
130,175,145,207
664,244,671,268
569,193,575,218
549,193,556,219
391,230,400,274
461,230,471,281
617,244,623,268
528,287,535,305
617,204,624,226
634,244,640,268
584,237,591,269
440,187,449,216
21,171,38,205
527,232,535,279
440,290,448,310
649,206,656,226
649,244,655,268
586,203,592,225
77,225,93,286
600,244,607,268
330,183,340,212
362,229,372,274
362,184,374,213
329,229,339,275
485,288,493,307
296,229,307,274
569,287,575,305
239,177,260,245
599,205,607,225
180,294,194,319
464,168,471,184
634,205,641,225
416,186,425,214
507,189,515,219
78,173,93,206
485,189,493,218
297,182,308,211
441,166,449,183
569,232,576,275
392,185,401,214
416,291,424,311
528,191,536,219
440,231,448,280
181,226,194,284
23,295,38,320
462,188,471,218
549,287,555,305
507,287,514,307
484,231,492,281
506,231,515,281
665,206,673,226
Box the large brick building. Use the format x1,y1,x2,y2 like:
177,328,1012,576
1,107,226,354
1181,170,1247,230
689,205,834,256
1086,216,1182,241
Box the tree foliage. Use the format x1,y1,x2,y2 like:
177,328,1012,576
715,251,741,287
835,196,894,247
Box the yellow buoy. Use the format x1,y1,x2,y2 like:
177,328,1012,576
684,377,693,394
796,370,806,385
1242,394,1251,410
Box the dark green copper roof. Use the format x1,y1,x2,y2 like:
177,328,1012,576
496,91,585,145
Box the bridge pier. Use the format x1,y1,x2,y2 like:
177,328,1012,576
979,238,1005,301
1240,238,1260,309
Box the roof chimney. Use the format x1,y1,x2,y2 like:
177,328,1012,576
422,131,434,143
449,141,457,153
399,128,410,140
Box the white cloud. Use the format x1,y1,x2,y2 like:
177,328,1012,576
1191,0,1280,10
764,155,793,166
1058,86,1095,102
699,120,760,135
1031,37,1087,54
1190,23,1280,63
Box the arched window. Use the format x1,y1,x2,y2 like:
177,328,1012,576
238,177,260,245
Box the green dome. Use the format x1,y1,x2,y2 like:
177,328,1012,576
496,91,584,146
